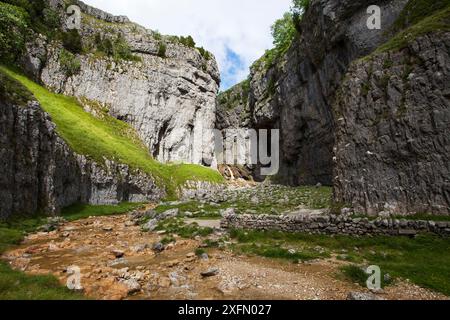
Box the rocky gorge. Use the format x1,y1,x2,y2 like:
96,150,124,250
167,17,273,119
1,0,450,301
217,0,450,216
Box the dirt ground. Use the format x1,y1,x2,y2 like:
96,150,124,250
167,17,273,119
2,214,448,300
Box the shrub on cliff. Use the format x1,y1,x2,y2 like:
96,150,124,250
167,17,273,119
59,49,81,77
62,29,83,54
158,42,167,58
1,0,60,36
271,12,296,55
94,33,141,62
0,2,28,63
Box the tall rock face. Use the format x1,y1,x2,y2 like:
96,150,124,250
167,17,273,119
217,0,408,185
24,0,219,165
334,32,450,215
0,74,164,219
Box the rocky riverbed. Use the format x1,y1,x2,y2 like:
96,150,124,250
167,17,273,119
2,185,448,300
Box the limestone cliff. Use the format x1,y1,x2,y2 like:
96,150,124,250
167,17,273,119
23,0,219,165
217,0,408,186
0,72,164,219
217,0,450,215
334,32,450,215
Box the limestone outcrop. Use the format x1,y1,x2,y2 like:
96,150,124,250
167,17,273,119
217,0,408,186
25,0,219,165
334,32,450,215
0,86,164,219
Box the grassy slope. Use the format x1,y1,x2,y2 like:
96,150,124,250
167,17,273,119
230,229,450,296
375,0,450,53
0,66,223,199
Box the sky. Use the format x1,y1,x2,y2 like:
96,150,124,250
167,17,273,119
83,0,292,91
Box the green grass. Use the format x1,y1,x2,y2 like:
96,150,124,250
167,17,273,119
391,0,450,33
0,201,144,299
0,69,33,105
0,219,85,300
0,262,85,300
0,66,223,199
61,202,145,221
339,265,393,288
155,218,214,239
229,229,450,295
375,4,450,53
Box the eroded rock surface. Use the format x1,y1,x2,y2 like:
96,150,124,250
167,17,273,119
334,33,450,215
27,0,220,165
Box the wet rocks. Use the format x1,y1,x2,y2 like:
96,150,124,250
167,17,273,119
111,249,125,258
122,278,141,294
152,242,165,253
201,268,219,278
142,219,158,232
39,217,66,232
347,292,385,301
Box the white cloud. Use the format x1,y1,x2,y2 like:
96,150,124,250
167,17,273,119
82,0,292,90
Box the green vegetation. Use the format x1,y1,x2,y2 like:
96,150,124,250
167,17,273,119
59,48,81,77
0,262,85,300
0,219,83,299
375,2,450,53
195,248,207,256
0,68,33,104
291,0,310,30
61,202,145,221
155,218,214,239
1,0,60,37
177,35,196,48
62,29,83,54
217,78,251,109
271,12,296,58
339,265,393,288
0,2,28,63
229,229,450,295
157,41,167,58
252,0,310,71
0,66,223,199
391,0,450,32
0,201,143,299
93,33,141,62
197,46,211,60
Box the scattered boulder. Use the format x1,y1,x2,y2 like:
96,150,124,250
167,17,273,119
122,279,141,294
111,249,125,258
200,253,209,260
201,268,219,278
39,217,66,232
152,242,165,253
142,219,158,231
346,292,385,300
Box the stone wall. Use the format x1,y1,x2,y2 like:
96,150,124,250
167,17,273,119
221,212,450,237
